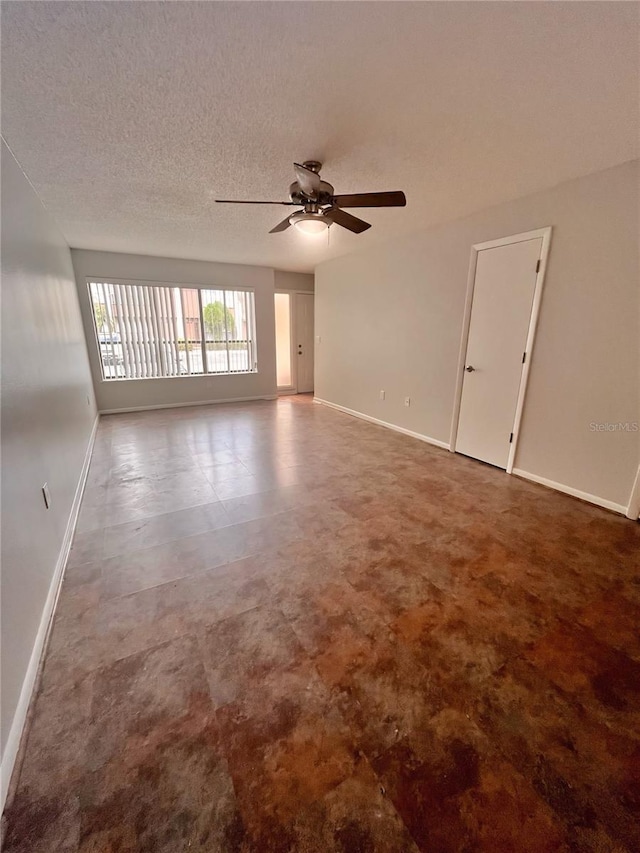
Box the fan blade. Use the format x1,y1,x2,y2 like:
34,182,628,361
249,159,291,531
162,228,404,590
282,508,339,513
325,208,371,234
215,199,296,205
293,163,321,197
332,191,406,208
269,214,293,234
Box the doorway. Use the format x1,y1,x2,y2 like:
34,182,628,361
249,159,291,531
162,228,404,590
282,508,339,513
274,291,314,394
451,228,552,471
274,292,293,391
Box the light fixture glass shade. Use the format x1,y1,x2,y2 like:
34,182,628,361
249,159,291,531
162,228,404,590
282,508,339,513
293,216,329,235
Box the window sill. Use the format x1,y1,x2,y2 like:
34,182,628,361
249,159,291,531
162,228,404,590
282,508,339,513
99,371,259,384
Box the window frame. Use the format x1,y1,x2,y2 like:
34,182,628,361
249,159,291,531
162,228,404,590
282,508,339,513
86,277,259,382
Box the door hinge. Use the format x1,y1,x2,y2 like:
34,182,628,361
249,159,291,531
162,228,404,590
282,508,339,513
509,432,514,443
522,352,526,364
535,259,541,273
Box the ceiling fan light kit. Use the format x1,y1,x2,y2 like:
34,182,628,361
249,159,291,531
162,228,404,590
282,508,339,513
290,212,330,235
216,161,406,236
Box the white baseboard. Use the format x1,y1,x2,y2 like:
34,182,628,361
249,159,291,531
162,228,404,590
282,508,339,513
512,468,627,516
626,465,640,520
0,414,99,812
313,397,450,450
99,394,278,415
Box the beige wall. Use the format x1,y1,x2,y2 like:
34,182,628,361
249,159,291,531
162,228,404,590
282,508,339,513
1,140,97,796
274,270,315,292
315,161,639,511
72,252,311,412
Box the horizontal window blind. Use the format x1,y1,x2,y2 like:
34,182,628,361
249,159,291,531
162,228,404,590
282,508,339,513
88,281,257,381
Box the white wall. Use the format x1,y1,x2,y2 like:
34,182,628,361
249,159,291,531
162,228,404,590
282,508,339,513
72,251,314,412
315,161,639,512
1,140,97,802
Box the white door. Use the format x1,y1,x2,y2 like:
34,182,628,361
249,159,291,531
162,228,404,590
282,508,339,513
456,237,542,469
295,293,314,393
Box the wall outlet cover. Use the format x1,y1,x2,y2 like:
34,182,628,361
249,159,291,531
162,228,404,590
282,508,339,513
404,397,411,407
379,390,385,400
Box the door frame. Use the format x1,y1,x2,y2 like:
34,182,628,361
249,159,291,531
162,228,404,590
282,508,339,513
626,465,640,520
449,227,553,473
274,290,314,395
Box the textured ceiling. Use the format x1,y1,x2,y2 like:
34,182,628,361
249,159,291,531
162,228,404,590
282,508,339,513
1,2,638,273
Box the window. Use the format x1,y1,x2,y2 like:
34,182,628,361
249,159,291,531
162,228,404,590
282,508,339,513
88,281,257,380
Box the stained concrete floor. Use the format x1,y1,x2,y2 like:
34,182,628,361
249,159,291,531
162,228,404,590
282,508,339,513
3,395,639,852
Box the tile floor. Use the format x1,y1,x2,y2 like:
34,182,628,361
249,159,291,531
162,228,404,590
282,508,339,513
3,395,640,852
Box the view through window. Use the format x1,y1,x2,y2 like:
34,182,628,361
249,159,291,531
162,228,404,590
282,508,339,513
88,281,257,380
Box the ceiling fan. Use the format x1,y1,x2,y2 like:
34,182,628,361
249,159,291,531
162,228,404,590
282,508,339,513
215,161,406,235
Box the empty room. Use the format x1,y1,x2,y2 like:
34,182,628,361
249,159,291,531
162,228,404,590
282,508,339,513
1,2,639,851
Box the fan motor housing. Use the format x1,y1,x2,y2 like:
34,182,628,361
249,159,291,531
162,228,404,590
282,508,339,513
289,180,334,206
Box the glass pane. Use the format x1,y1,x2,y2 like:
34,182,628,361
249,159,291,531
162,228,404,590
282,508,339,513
89,281,125,380
174,288,204,375
201,288,228,373
201,288,254,374
227,288,252,373
274,292,292,387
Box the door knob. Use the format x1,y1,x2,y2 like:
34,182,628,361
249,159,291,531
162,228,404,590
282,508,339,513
465,365,475,372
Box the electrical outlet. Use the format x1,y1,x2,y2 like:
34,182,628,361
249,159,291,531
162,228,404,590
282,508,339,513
316,335,322,344
379,390,385,401
404,396,411,407
42,483,51,509
86,395,91,406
